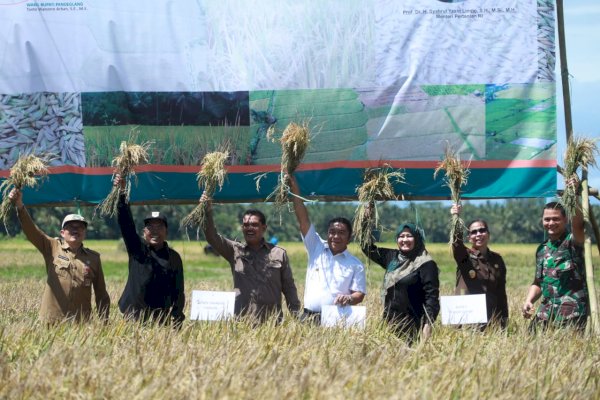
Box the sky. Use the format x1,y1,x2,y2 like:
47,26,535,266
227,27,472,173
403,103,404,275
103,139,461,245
557,2,600,202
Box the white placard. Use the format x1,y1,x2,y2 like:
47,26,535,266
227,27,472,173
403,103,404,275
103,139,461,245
190,290,236,321
321,305,366,329
440,294,488,325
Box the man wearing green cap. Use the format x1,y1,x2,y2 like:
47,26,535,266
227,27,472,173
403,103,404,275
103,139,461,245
8,188,110,323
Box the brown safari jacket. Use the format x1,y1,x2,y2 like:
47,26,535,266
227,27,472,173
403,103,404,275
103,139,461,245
17,206,110,323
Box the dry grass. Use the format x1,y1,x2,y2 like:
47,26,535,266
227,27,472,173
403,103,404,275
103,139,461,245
434,145,470,244
562,136,599,218
181,150,229,230
1,278,598,399
353,165,405,251
0,240,599,398
97,135,151,218
266,121,311,221
0,154,49,229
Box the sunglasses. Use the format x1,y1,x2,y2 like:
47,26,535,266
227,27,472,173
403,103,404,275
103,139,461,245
469,227,488,235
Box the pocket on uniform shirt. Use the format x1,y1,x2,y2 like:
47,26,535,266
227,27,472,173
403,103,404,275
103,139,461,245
234,256,248,273
53,258,71,278
264,260,282,278
82,265,95,287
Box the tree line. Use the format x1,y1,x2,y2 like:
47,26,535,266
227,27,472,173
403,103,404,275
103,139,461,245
3,199,599,244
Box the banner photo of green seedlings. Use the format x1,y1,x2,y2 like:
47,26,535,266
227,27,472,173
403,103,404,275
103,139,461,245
82,92,249,168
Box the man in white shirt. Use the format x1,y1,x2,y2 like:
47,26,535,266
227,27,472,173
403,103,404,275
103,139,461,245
289,174,367,322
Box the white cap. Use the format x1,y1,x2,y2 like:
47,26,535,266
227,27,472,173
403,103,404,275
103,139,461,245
62,214,88,229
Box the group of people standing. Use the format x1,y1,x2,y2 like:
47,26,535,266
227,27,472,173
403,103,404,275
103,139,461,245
8,173,590,340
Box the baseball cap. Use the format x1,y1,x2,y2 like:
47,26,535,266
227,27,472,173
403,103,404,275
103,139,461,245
144,211,168,228
62,214,88,229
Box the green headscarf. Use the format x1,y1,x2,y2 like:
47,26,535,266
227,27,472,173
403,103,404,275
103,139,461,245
383,222,432,291
389,223,426,271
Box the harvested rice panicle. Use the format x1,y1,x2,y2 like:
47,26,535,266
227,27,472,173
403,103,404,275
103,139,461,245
0,154,49,230
97,135,151,218
353,164,405,252
181,150,229,230
434,145,469,244
562,136,599,218
266,121,311,222
280,122,310,175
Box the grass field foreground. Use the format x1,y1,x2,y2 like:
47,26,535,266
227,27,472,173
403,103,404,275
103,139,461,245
1,239,599,398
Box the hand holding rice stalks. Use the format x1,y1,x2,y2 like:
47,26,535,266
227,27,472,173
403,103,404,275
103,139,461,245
266,121,311,220
0,154,49,229
181,150,229,230
562,136,599,218
98,137,151,217
434,145,469,244
353,164,405,251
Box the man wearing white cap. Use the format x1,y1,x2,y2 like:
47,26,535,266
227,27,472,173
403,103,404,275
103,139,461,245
114,176,185,325
8,188,110,323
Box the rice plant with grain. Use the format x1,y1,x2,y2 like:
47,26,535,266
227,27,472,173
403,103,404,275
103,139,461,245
434,145,470,244
561,136,599,218
353,164,405,251
97,134,152,218
181,150,230,230
0,236,599,399
266,121,311,220
0,154,49,229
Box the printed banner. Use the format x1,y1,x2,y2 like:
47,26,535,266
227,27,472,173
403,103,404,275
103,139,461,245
0,0,557,205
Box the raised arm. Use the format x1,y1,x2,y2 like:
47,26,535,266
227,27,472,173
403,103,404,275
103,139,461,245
114,174,144,255
9,188,52,254
289,174,310,236
361,242,396,271
117,193,144,255
571,179,585,245
199,192,234,262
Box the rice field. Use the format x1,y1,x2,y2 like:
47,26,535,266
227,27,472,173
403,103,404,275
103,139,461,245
83,125,249,167
1,239,599,399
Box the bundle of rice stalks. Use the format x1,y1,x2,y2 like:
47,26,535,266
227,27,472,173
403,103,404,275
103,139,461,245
562,136,599,218
0,154,49,228
181,150,229,230
434,145,470,244
97,138,151,217
266,121,311,219
353,165,405,251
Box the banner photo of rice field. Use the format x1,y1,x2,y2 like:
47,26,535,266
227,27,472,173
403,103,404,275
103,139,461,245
0,0,557,205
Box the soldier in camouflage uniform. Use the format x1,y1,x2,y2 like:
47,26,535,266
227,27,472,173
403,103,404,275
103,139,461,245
522,200,587,331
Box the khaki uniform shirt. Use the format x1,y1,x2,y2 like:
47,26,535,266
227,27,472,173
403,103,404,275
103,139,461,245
203,215,300,321
18,206,110,322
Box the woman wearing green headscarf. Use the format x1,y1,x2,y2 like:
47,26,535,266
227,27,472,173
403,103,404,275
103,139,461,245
362,223,440,343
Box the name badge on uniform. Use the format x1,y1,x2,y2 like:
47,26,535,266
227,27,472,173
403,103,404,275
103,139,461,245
58,255,69,261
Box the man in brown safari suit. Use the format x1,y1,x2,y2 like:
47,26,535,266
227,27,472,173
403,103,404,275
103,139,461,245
9,188,110,323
